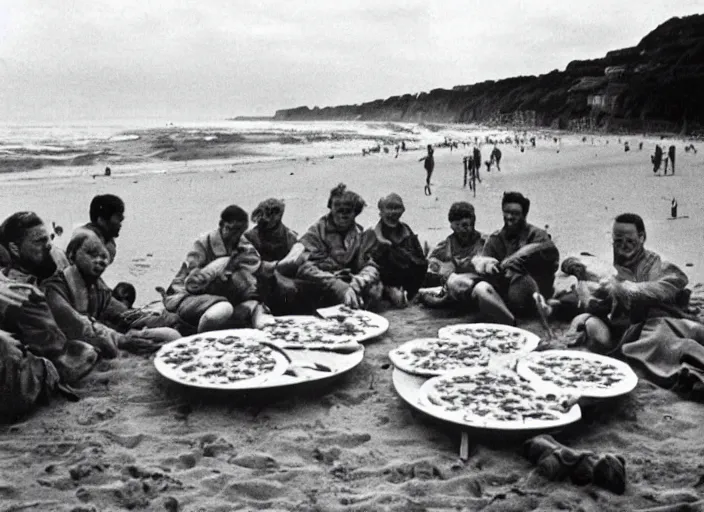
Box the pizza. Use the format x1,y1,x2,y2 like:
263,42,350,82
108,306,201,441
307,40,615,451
260,315,363,352
389,338,492,377
437,323,539,358
516,350,638,398
154,329,289,388
316,305,389,342
419,368,581,428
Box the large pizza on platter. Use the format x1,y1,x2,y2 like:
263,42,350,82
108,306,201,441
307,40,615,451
388,338,491,377
418,367,581,430
516,350,638,398
154,329,289,389
316,305,389,342
260,315,363,352
437,323,540,359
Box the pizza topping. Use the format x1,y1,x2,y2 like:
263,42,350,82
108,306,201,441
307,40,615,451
423,369,576,425
520,352,629,392
156,334,284,386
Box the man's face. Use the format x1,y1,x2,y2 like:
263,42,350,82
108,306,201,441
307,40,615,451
74,236,110,279
450,217,475,240
102,212,124,238
15,224,52,272
379,203,404,228
257,206,283,231
502,202,526,232
612,222,644,261
220,220,248,246
331,198,355,231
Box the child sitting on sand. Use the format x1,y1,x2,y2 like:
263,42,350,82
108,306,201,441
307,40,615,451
42,231,181,358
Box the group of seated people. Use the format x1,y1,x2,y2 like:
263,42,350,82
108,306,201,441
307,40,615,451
1,182,703,419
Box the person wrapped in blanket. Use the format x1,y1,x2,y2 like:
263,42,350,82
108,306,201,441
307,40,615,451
0,212,99,387
42,231,181,358
471,192,560,328
163,205,273,332
242,198,312,314
417,201,486,308
565,213,704,390
361,193,427,307
295,183,382,310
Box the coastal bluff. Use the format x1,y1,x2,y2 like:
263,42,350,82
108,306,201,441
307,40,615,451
274,15,704,134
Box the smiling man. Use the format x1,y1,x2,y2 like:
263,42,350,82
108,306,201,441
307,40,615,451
296,183,381,309
362,193,427,307
569,213,704,390
471,192,559,326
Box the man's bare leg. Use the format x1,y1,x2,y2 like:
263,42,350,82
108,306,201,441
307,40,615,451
471,282,515,325
198,302,234,333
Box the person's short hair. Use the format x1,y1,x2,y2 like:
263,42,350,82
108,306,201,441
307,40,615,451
502,191,530,216
326,183,366,215
0,211,44,247
219,205,248,225
448,202,476,223
112,282,136,308
89,194,125,223
614,213,646,240
251,198,285,223
377,193,404,212
65,230,102,262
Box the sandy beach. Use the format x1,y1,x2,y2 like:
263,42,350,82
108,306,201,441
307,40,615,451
1,136,704,511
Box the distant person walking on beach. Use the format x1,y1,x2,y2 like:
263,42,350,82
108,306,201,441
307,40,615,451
651,145,663,174
419,145,435,195
473,146,482,183
668,145,676,174
490,146,502,171
463,155,473,188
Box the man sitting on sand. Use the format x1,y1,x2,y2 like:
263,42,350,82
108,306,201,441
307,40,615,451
241,197,314,314
362,193,427,307
0,212,98,384
73,194,125,263
471,192,559,327
163,205,272,332
42,231,181,358
418,202,486,308
296,183,382,309
568,213,704,389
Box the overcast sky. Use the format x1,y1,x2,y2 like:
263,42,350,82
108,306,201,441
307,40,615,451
0,0,701,122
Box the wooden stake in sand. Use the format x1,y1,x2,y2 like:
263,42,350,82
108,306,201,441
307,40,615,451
460,431,470,460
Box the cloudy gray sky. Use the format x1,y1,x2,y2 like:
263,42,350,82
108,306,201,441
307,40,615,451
0,0,701,122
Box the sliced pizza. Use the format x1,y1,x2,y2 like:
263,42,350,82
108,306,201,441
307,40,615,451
154,329,289,389
438,323,540,358
316,304,389,342
260,315,362,352
389,338,491,377
516,350,638,398
418,367,581,429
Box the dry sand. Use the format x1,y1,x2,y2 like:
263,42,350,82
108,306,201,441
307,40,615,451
1,137,704,511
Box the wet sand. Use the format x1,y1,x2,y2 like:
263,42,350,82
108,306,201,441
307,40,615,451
1,136,704,511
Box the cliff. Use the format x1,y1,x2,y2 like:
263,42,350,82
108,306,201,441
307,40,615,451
274,15,704,134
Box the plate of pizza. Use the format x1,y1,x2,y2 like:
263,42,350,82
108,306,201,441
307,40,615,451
316,304,389,342
515,350,638,399
416,367,581,430
437,323,540,360
260,315,365,352
389,338,492,377
154,329,289,390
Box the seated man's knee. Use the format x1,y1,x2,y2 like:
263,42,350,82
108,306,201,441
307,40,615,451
471,281,495,300
584,316,613,352
447,274,475,301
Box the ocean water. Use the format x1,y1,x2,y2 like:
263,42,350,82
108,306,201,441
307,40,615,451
0,119,515,180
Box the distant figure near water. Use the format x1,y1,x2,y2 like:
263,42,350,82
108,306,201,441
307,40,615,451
419,145,435,195
490,146,502,171
651,145,663,174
